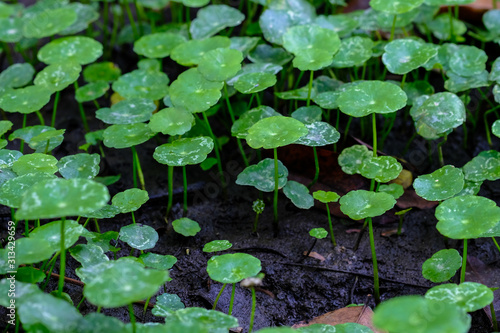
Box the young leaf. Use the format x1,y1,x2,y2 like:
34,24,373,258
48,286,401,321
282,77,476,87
139,253,177,270
38,36,103,65
283,180,314,209
339,190,396,220
234,72,277,94
133,32,186,59
57,153,100,179
171,36,231,66
152,293,185,317
231,106,281,139
69,244,109,268
414,165,464,201
309,228,328,239
119,224,159,250
246,116,308,149
96,98,156,125
172,217,201,237
83,62,121,83
207,253,261,283
112,188,149,213
12,153,58,176
153,136,214,166
148,107,194,136
0,63,35,89
190,5,245,39
75,81,109,103
198,48,243,82
382,39,437,75
331,36,373,68
103,123,154,149
295,122,340,147
291,106,323,124
0,86,52,114
422,249,462,283
338,145,372,175
236,158,288,192
448,45,487,77
360,156,403,183
112,69,169,100
203,240,233,253
425,282,494,312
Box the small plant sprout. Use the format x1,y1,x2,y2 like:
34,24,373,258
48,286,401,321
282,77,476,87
252,199,265,233
15,178,109,298
207,253,261,315
153,136,214,217
340,190,397,303
240,273,264,333
152,293,185,317
373,295,471,333
112,188,149,225
435,195,500,283
425,282,494,313
303,227,328,260
172,217,201,237
203,240,233,253
119,223,159,251
312,191,340,247
394,207,411,236
244,116,308,233
422,249,462,283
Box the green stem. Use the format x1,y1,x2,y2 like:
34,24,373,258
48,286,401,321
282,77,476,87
213,283,227,310
306,70,314,107
74,82,90,132
483,105,500,147
437,134,448,167
372,113,377,157
51,91,60,128
41,253,59,291
225,83,249,166
400,73,407,89
249,287,256,332
2,42,13,64
131,212,136,224
182,165,188,216
326,204,336,247
397,215,404,236
167,165,174,219
460,238,467,284
228,283,236,315
253,213,260,233
273,148,279,235
308,147,320,188
342,116,353,144
128,304,136,333
131,146,145,190
202,112,226,188
491,301,499,331
367,217,380,304
448,6,455,42
389,14,397,42
76,296,86,310
123,0,138,40
143,295,152,316
94,218,101,233
492,237,500,254
58,217,66,298
35,111,45,125
132,149,137,189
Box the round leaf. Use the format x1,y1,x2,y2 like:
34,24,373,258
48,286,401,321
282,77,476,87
15,237,55,265
283,180,314,209
428,13,467,41
171,36,231,66
0,63,35,89
339,190,396,220
493,120,500,138
23,7,77,38
236,158,288,192
148,107,194,136
444,70,489,93
448,45,487,77
153,136,214,166
483,9,500,35
338,145,372,175
295,122,340,147
231,106,281,139
0,173,56,208
382,39,438,75
15,178,110,220
83,62,121,83
360,156,403,183
234,72,277,94
34,62,82,93
96,98,156,125
426,282,494,312
152,293,185,317
172,217,201,237
119,224,158,250
337,81,407,117
331,36,373,68
30,219,84,251
246,116,308,149
203,240,233,253
313,190,340,203
75,81,109,103
134,32,186,58
190,5,245,40
12,153,58,176
38,36,103,65
167,307,238,332
207,253,261,284
112,188,149,213
370,0,424,14
414,165,464,201
59,3,99,35
436,195,500,239
422,249,462,283
198,48,243,82
103,123,154,149
0,17,23,43
309,228,328,239
0,85,52,114
291,106,323,124
112,69,169,100
57,153,100,179
378,183,404,199
140,253,177,270
70,244,109,268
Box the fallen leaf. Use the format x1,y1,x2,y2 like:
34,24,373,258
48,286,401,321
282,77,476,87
292,305,386,333
304,251,325,261
381,228,403,237
396,189,438,210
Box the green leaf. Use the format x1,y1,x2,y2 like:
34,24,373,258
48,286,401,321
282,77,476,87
171,36,231,66
448,45,487,77
15,266,46,283
148,107,194,136
38,36,103,65
23,7,77,38
15,237,55,265
338,81,407,117
309,228,328,239
295,122,340,147
112,69,169,100
422,249,462,283
313,190,340,203
291,106,323,124
83,62,122,83
96,98,156,125
83,260,170,308
483,9,500,35
283,180,314,209
69,243,109,268
231,106,281,139
339,190,396,220
207,253,261,283
34,62,82,93
152,293,185,317
436,195,500,239
444,70,490,93
490,57,500,83
169,68,224,113
198,48,243,82
103,123,155,149
375,8,420,28
203,240,233,253
382,39,437,75
246,116,308,149
29,129,65,153
338,145,372,175
0,279,40,307
360,156,402,183
403,80,434,105
0,172,56,208
370,0,424,14
234,72,277,94
493,120,500,138
248,44,293,66
378,183,404,199
60,3,99,35
75,81,109,103
153,136,214,166
0,149,19,168
134,32,186,58
229,36,260,57
112,188,149,213
30,219,84,251
426,282,494,312
0,85,52,114
373,295,470,333
85,231,119,253
428,13,467,41
190,5,245,39
410,92,465,139
236,158,288,192
331,36,373,68
12,153,58,176
57,153,100,179
75,313,127,333
81,204,121,219
414,165,464,201
139,253,177,270
0,17,23,43
315,14,359,37
0,63,35,89
15,178,110,220
172,218,201,237
119,224,159,250
165,307,238,332
297,323,374,333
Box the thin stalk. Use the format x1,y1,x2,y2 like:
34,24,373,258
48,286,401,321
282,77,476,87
491,302,499,331
35,111,45,125
51,91,61,128
94,219,101,233
213,283,227,310
326,204,336,247
131,212,136,224
41,253,59,291
58,217,67,297
225,83,249,166
76,296,86,310
273,148,279,235
128,304,137,333
2,42,13,64
372,113,377,157
167,165,174,218
182,166,188,216
400,73,407,89
143,295,152,316
202,112,226,188
308,147,320,188
483,105,500,147
397,215,404,236
249,287,256,332
253,213,260,233
307,70,314,107
460,238,467,284
492,237,500,254
228,283,236,315
342,116,353,143
448,6,455,42
25,220,29,237
131,146,145,190
367,217,380,304
132,149,138,189
389,15,397,42
123,0,138,40
437,134,448,167
74,82,90,132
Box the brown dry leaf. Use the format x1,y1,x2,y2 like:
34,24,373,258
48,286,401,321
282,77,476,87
396,189,438,210
381,228,403,237
304,251,325,261
390,169,413,189
292,305,386,333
